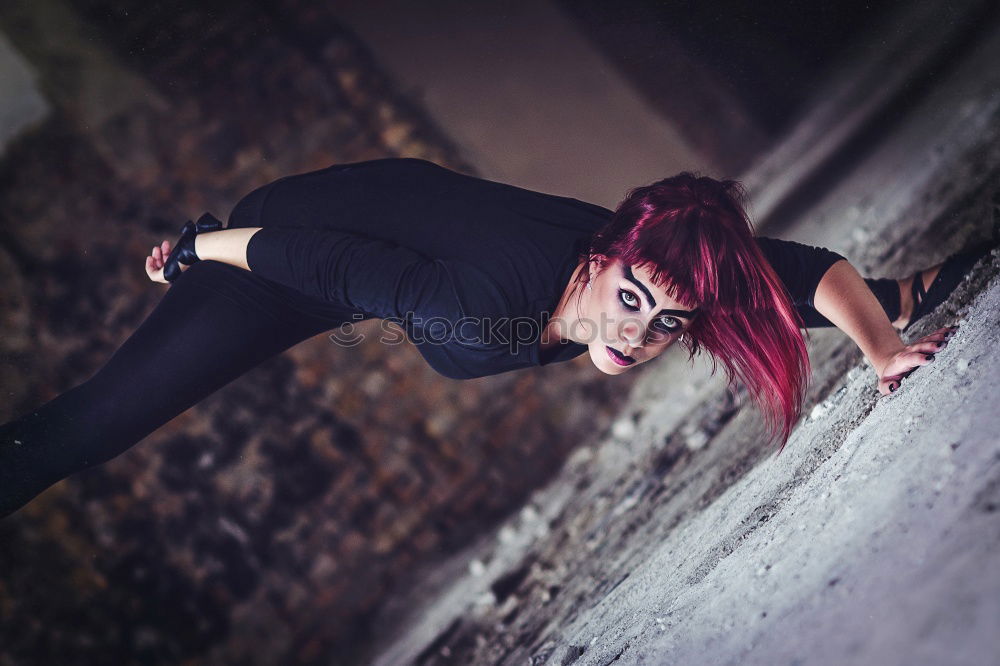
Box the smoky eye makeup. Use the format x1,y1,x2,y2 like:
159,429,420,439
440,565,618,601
618,289,683,336
621,265,699,322
618,288,639,309
622,265,657,309
652,316,681,334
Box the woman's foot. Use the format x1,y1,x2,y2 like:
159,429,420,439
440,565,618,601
144,213,224,284
145,239,178,284
892,264,942,330
892,243,995,330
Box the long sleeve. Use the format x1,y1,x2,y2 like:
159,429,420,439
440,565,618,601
755,236,846,308
245,226,511,324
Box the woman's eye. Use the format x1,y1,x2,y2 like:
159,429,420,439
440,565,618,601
618,289,639,309
652,316,680,334
619,290,680,334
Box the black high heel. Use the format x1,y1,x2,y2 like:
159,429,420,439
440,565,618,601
162,212,224,282
905,241,996,331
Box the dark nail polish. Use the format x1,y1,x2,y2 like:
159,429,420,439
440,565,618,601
890,384,897,392
925,354,935,361
935,342,943,348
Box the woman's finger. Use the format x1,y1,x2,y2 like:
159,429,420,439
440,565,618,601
934,325,959,339
878,376,903,395
879,354,925,384
878,362,910,393
912,326,957,344
878,326,957,396
911,329,950,345
907,340,947,355
884,350,936,378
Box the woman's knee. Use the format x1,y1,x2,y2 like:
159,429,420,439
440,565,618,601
227,182,274,229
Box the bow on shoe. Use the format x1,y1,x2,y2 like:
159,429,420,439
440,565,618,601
162,213,224,282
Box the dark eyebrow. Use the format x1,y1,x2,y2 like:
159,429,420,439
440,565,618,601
622,265,698,319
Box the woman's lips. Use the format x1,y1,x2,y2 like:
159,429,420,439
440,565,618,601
606,346,636,366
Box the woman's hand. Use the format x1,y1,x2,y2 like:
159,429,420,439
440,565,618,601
145,239,182,284
874,325,957,395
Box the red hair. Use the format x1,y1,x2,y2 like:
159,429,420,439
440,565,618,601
584,173,809,447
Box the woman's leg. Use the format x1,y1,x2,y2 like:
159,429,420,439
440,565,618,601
0,260,361,518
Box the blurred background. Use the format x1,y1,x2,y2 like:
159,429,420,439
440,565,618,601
0,1,996,665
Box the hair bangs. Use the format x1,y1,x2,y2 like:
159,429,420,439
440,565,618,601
586,172,812,447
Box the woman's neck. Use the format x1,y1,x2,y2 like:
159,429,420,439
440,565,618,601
540,259,587,349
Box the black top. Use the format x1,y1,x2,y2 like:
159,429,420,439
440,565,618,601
244,158,844,379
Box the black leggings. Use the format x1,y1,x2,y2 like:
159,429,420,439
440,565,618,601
0,193,900,519
0,189,367,519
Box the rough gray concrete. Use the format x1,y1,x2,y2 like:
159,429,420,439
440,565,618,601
628,274,1000,666
368,6,1000,665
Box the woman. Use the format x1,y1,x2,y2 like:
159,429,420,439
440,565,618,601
0,158,980,518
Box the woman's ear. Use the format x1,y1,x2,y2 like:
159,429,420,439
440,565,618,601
588,254,610,282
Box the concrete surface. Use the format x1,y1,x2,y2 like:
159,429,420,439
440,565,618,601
628,273,1000,665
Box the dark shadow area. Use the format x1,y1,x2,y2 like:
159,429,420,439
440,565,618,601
559,0,910,173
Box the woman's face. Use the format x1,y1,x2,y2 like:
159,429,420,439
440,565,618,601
578,256,698,375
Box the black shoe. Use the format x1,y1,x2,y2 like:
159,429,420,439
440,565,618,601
162,213,224,283
905,242,996,331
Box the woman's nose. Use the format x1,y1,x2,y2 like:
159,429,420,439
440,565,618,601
620,318,645,347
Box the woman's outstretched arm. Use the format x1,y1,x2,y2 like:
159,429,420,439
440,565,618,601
812,259,954,395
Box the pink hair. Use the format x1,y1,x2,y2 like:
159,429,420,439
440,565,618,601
584,173,809,447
